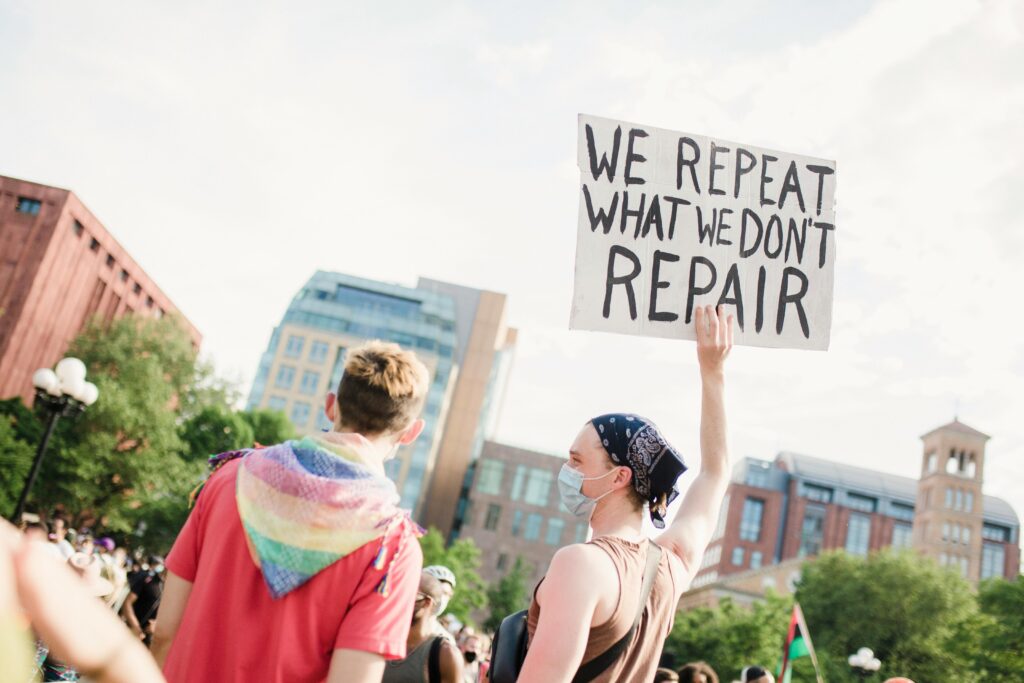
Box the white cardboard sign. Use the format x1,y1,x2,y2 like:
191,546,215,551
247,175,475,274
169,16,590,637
570,114,837,350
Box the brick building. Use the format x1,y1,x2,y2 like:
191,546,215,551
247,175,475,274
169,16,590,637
0,176,200,402
458,441,585,587
691,419,1020,601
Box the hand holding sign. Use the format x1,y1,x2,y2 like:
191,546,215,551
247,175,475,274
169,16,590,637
570,114,837,350
696,305,734,376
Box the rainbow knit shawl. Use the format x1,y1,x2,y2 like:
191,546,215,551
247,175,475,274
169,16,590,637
234,433,411,599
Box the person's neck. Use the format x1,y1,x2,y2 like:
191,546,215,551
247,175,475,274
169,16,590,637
407,615,437,650
588,493,644,540
325,427,395,472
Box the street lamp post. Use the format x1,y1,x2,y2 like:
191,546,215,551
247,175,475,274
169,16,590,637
9,358,98,523
848,647,882,679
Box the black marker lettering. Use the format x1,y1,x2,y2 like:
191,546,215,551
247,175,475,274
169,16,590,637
685,256,717,324
717,264,744,330
585,124,622,182
649,250,680,322
759,154,778,207
624,128,649,186
603,245,641,320
734,147,757,198
676,137,701,193
582,185,619,234
740,208,764,258
778,160,806,212
709,143,730,196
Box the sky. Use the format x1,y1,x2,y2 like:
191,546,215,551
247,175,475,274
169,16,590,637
2,0,1022,526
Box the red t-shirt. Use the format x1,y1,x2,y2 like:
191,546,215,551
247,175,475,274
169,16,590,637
163,458,422,683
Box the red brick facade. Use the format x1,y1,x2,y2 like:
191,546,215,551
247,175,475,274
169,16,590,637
0,176,200,402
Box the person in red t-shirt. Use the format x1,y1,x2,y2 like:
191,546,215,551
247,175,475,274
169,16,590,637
152,341,432,683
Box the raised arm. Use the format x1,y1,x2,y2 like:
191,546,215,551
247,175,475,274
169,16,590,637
656,304,733,576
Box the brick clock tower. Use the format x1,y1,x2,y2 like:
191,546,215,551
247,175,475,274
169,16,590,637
913,419,989,582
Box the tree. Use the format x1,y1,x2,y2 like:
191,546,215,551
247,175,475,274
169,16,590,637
664,591,792,679
419,527,488,625
484,556,531,632
179,404,255,463
29,315,204,546
0,412,35,516
795,550,980,682
240,408,296,446
973,575,1024,681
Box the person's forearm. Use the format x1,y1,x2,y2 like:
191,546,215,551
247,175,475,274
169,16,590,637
150,633,172,669
699,370,728,477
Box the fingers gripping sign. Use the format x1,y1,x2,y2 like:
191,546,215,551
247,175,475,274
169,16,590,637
695,304,733,373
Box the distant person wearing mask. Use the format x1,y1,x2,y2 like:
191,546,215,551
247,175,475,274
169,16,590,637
382,571,463,683
459,633,483,683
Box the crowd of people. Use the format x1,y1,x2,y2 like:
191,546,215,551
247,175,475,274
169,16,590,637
3,310,917,682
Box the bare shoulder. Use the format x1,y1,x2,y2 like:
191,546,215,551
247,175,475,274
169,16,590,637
540,543,617,596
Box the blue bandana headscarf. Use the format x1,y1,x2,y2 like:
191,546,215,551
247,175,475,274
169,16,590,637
590,413,687,528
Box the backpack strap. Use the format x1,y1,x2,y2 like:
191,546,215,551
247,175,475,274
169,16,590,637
571,541,663,683
428,635,444,683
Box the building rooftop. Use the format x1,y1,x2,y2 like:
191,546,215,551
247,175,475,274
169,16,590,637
920,418,991,441
776,452,1018,527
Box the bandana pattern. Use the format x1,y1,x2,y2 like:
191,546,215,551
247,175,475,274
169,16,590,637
231,434,415,599
591,413,687,528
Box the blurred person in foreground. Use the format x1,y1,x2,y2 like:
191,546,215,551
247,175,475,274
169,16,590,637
0,518,163,682
153,341,429,682
679,660,719,683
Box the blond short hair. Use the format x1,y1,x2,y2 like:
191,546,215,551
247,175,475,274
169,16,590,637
336,341,430,435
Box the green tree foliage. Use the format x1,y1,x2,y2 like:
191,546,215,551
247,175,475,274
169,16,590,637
484,556,531,632
419,527,488,626
795,550,979,682
240,408,296,446
973,575,1024,681
0,412,35,515
179,404,255,462
664,591,792,679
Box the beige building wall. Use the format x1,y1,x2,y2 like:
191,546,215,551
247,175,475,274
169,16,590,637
420,291,513,535
913,420,989,582
254,322,449,501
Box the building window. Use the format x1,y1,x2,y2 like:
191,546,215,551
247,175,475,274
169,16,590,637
145,296,154,308
290,401,311,427
309,341,330,364
484,503,501,531
72,220,84,236
497,553,509,571
961,525,971,545
524,513,543,541
132,283,141,295
274,365,296,389
799,505,827,557
745,463,771,488
16,197,41,215
981,543,1005,580
284,335,305,358
89,237,100,251
268,396,287,411
731,547,744,566
845,513,871,557
942,522,950,542
750,551,763,569
511,510,523,537
926,452,937,472
119,269,128,282
955,489,963,511
545,518,565,546
846,493,877,513
890,502,915,522
804,483,833,503
944,487,953,508
477,460,504,496
575,523,589,544
299,370,321,395
106,254,115,268
959,556,969,577
892,522,913,549
965,492,974,513
522,469,553,507
982,524,1011,543
739,498,765,542
510,466,526,501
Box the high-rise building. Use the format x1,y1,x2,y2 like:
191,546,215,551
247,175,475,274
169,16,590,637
246,271,515,526
457,441,583,587
683,419,1020,609
0,175,200,403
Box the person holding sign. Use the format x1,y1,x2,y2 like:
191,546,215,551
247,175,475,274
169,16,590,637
516,304,733,682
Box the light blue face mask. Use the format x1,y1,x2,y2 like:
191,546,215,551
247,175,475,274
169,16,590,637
557,464,617,517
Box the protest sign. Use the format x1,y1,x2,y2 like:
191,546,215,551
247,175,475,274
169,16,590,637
570,114,837,350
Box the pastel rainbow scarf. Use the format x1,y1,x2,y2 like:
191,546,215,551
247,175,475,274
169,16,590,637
234,433,410,599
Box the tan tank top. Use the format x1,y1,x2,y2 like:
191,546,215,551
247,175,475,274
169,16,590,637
526,536,683,683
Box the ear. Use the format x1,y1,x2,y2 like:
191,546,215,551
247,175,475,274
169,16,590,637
324,392,338,424
614,466,634,491
399,418,425,445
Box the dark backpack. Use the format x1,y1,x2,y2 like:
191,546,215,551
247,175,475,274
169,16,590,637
488,542,662,683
